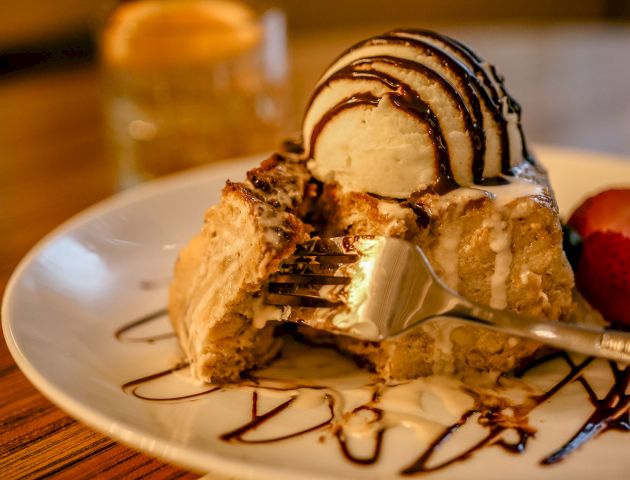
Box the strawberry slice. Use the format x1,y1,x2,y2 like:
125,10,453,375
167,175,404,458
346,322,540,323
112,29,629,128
568,189,630,239
576,231,630,328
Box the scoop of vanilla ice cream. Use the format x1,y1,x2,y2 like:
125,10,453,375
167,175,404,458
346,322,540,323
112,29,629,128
309,92,438,198
303,29,527,198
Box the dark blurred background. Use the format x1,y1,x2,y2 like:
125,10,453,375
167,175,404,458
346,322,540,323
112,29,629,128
2,0,630,51
2,1,630,74
2,0,630,155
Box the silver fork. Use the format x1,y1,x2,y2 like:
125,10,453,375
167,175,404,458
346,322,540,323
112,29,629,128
265,236,630,364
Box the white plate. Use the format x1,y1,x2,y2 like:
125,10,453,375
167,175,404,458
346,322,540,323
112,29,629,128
3,146,630,480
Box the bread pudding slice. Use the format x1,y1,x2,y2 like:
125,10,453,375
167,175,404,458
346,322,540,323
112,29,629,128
170,154,574,383
169,154,311,382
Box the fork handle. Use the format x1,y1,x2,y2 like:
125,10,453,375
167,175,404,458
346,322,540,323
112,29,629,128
450,304,630,364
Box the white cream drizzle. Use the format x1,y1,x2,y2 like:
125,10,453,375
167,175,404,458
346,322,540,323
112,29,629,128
377,199,409,219
254,339,478,441
477,178,546,309
435,222,464,290
430,188,485,290
419,318,464,374
480,177,545,207
485,210,512,309
432,178,541,311
376,200,411,235
246,339,541,444
250,296,283,329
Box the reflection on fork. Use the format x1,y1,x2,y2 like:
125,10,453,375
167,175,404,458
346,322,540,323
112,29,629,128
265,236,630,364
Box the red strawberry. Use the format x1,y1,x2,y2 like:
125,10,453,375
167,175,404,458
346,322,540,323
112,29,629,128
576,231,630,328
568,188,630,239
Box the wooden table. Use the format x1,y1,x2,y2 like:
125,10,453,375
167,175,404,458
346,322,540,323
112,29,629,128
1,23,629,479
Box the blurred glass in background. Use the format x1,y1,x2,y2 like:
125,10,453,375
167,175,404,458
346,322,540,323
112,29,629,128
99,0,289,187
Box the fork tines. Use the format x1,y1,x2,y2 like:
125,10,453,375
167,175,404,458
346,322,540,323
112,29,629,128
268,273,352,286
287,254,359,265
265,293,342,308
265,238,360,308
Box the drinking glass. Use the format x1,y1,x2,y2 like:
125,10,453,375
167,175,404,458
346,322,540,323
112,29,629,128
99,0,290,188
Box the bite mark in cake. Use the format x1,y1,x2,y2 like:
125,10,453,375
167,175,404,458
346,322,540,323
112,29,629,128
169,155,311,382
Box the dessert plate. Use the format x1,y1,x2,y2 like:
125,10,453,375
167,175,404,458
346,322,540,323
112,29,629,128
3,146,630,480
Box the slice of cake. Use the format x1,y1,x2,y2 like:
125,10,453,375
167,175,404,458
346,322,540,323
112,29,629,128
169,29,575,383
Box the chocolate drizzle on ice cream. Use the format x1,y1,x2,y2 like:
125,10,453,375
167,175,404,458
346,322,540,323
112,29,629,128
303,29,534,197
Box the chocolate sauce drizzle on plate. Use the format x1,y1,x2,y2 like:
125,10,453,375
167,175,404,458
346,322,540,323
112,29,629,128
114,308,175,343
121,362,221,401
541,357,630,465
401,353,593,475
116,309,629,476
220,392,337,445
